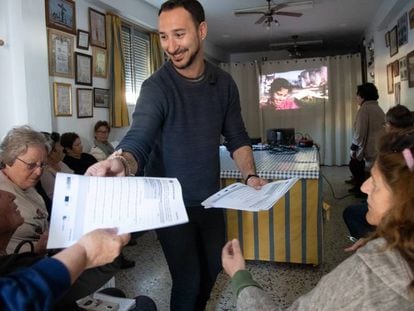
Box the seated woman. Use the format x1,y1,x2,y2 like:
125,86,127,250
90,120,115,161
0,126,49,254
61,132,97,175
0,188,130,310
40,132,73,201
343,104,414,240
222,127,414,309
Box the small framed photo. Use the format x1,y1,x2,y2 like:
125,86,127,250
387,63,394,94
76,88,93,118
395,82,401,105
53,82,72,116
94,88,110,108
410,8,414,29
392,60,399,76
77,29,89,50
47,28,74,78
45,0,76,34
75,52,92,86
92,47,107,78
389,26,398,57
89,8,106,49
385,31,390,47
400,56,408,81
407,50,414,88
397,12,408,46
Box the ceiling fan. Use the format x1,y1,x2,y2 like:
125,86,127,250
269,35,323,58
234,0,303,28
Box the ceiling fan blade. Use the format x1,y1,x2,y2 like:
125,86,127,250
234,11,266,16
275,11,303,17
255,15,267,24
270,4,288,12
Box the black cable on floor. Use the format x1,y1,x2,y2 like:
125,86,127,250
321,172,354,200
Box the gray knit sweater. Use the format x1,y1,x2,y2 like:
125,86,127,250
235,238,414,310
117,61,250,206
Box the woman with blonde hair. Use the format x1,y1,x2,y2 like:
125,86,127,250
223,127,414,310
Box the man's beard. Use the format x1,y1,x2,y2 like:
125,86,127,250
170,43,200,70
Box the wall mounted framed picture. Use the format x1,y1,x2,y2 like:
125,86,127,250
94,88,110,108
45,0,76,34
89,8,106,48
410,8,414,29
400,56,408,81
75,52,92,86
76,29,89,50
407,50,414,88
76,88,93,118
53,82,72,116
392,59,399,76
389,26,398,57
92,47,107,78
397,12,408,46
47,28,74,78
387,63,394,93
384,31,390,47
394,82,401,105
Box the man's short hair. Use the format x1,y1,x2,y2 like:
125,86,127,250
159,0,205,26
386,105,414,129
269,78,292,94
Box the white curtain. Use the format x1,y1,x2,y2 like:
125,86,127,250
220,54,362,165
220,62,261,139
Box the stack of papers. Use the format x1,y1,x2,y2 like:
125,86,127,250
202,178,298,211
47,173,188,249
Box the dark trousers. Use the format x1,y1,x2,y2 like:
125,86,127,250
342,203,375,239
349,158,366,189
156,206,225,311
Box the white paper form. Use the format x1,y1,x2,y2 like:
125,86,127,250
202,178,298,211
47,173,188,249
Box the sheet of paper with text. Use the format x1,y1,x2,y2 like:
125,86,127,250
47,173,188,249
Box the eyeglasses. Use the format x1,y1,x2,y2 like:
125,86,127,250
16,158,48,170
96,130,109,134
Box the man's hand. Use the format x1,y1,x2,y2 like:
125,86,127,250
246,176,267,190
34,231,49,254
85,158,125,177
344,238,366,252
222,239,246,278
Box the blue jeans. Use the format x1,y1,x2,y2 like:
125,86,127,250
156,206,225,311
342,203,375,239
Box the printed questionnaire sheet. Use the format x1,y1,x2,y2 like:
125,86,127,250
47,173,188,248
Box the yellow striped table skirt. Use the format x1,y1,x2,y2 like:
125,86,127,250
223,178,322,265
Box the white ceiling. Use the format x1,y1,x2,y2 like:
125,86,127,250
142,0,383,56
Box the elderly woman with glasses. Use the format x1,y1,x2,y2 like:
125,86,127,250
90,120,115,161
0,126,49,254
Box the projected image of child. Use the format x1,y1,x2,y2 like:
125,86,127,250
265,78,300,110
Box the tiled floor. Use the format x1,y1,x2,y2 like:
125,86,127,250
116,166,363,310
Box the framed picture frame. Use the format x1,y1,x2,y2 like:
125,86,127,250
45,0,76,34
407,50,414,88
392,60,399,76
385,31,390,47
400,56,408,81
94,88,110,108
92,47,107,78
410,8,414,29
76,88,93,118
53,82,72,116
387,63,394,94
394,82,401,105
47,28,74,78
89,8,106,49
389,26,398,57
397,12,408,46
75,52,92,86
76,29,89,50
